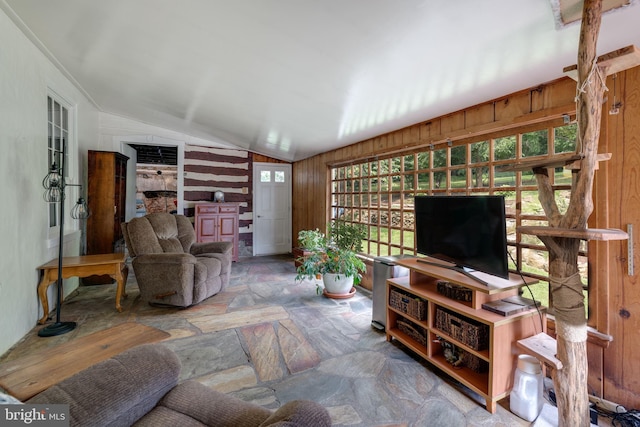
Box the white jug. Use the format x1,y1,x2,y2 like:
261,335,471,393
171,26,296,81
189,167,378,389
510,354,544,421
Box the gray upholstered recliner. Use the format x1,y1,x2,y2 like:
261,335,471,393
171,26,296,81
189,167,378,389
122,213,232,307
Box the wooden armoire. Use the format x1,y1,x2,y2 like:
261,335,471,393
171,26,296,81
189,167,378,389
86,150,129,256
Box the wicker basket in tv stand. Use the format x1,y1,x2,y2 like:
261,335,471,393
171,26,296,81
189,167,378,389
385,257,545,413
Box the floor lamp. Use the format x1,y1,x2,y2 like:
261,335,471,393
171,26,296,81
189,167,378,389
39,143,90,337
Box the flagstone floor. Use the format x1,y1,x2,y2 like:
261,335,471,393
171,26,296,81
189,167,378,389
2,254,535,427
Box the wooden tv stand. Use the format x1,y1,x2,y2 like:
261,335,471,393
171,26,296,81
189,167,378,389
386,257,545,413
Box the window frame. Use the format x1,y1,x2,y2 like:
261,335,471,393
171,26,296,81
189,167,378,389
46,91,77,241
329,120,595,324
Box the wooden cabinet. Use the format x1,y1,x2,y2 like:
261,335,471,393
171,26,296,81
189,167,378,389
195,203,240,261
386,257,545,414
86,151,129,255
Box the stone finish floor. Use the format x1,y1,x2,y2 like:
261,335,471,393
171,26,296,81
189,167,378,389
1,255,533,427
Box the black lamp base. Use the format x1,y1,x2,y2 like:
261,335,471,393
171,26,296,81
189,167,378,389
38,321,77,337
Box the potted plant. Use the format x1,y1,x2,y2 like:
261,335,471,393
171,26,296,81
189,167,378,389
293,228,324,269
295,221,367,297
297,228,324,251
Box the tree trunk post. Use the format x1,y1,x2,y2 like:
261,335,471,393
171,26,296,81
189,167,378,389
533,0,606,425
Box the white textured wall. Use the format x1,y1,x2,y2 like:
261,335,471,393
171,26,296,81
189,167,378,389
0,7,100,355
0,7,242,355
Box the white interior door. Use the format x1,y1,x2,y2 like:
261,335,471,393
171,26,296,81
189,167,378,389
253,163,292,255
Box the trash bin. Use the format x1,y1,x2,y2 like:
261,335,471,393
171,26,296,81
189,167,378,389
372,255,412,330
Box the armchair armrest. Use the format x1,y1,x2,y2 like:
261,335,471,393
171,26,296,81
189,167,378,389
28,344,180,427
133,253,197,265
190,241,233,256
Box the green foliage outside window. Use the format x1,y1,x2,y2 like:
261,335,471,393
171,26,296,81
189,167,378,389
330,122,582,316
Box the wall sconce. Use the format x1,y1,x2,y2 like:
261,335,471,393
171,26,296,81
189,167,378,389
39,145,90,337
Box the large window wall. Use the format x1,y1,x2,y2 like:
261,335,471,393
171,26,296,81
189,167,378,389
331,121,586,313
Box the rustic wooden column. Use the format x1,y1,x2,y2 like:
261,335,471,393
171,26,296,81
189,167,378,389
534,0,607,425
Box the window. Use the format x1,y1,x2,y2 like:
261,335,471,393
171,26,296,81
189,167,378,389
261,170,286,183
331,122,587,320
47,94,74,232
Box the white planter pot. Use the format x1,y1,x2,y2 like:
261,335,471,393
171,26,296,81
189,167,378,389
322,273,354,294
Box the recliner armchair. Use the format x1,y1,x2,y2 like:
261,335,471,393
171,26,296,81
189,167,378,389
122,213,232,307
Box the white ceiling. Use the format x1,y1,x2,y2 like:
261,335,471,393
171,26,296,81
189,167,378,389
3,0,640,162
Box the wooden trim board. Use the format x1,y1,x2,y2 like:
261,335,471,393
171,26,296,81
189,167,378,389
563,45,640,80
517,332,563,370
0,323,170,401
517,226,628,241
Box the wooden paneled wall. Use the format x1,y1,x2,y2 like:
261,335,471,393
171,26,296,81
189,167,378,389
292,71,640,408
598,66,640,408
293,77,577,234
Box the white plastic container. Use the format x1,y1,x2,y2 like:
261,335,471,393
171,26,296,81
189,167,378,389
510,354,544,421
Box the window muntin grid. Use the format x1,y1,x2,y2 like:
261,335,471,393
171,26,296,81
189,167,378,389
47,95,70,229
331,122,587,317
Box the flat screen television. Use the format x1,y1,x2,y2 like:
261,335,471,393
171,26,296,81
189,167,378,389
414,195,509,281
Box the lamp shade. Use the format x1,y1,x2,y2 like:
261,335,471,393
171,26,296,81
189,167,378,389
42,163,63,203
71,197,90,219
43,186,62,203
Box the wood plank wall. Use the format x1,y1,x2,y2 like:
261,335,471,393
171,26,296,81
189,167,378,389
600,66,640,408
293,77,577,234
292,71,640,408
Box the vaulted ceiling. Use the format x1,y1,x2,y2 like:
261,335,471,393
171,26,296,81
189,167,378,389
3,0,640,161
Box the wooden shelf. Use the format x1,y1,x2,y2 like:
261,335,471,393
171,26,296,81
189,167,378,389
388,306,428,329
396,257,537,298
498,152,612,173
517,332,563,370
429,351,489,396
497,153,583,172
414,280,540,326
565,153,612,170
387,327,429,359
386,263,545,414
430,326,491,362
518,226,628,241
563,45,640,81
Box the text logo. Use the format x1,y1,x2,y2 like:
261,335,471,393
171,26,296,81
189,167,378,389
1,405,69,426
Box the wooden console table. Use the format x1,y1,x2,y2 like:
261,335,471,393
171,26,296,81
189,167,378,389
37,253,128,325
386,257,545,413
0,323,169,400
